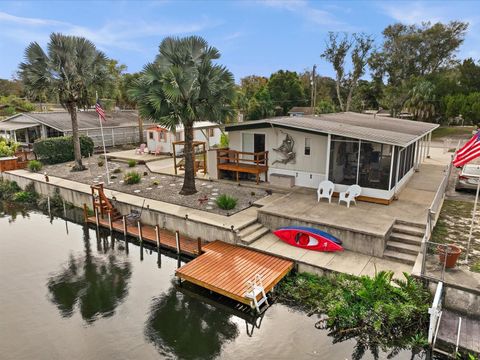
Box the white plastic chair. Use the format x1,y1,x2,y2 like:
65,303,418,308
338,184,361,208
317,180,334,203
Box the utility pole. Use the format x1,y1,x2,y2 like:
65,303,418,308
311,64,317,115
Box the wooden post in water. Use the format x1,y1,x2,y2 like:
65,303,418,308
62,200,67,218
95,207,99,227
47,195,51,215
83,204,88,223
197,237,202,256
137,221,143,243
108,211,113,231
155,225,160,250
123,216,127,237
175,231,181,254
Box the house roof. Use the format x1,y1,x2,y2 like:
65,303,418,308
224,112,439,147
1,110,146,132
288,106,314,115
0,120,39,131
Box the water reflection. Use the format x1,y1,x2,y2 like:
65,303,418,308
145,284,239,360
47,225,132,324
0,201,30,223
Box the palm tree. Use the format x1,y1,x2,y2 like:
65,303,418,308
19,33,109,171
404,80,437,122
129,36,235,195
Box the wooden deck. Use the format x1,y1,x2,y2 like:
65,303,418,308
216,149,269,184
86,216,202,257
175,241,294,305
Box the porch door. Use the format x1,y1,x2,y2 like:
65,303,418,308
242,133,265,163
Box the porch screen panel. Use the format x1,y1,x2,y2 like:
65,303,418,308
358,142,392,190
328,135,359,186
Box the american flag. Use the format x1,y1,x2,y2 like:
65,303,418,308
95,100,106,122
453,131,480,167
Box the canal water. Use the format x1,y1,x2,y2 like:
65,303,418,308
0,207,418,360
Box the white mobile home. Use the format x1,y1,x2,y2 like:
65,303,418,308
146,121,222,154
223,112,438,203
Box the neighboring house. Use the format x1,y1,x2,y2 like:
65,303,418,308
222,112,438,203
0,110,150,147
287,106,314,117
146,121,222,154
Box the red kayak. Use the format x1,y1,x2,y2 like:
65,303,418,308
273,226,343,252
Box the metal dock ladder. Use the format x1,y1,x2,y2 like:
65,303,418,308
245,274,269,313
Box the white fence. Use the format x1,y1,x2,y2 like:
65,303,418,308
64,127,147,148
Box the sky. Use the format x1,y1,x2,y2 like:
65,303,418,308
0,0,479,83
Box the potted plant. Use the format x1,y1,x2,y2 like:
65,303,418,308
437,244,462,268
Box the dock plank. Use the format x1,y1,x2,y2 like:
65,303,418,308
176,241,294,305
87,216,200,257
437,309,480,354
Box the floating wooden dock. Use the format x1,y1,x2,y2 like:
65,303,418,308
176,241,294,306
86,215,202,257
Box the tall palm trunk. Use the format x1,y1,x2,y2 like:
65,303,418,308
180,123,197,195
138,116,144,143
68,103,84,171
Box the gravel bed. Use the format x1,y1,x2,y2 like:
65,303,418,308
43,155,268,215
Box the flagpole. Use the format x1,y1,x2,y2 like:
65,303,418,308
465,177,480,264
96,91,111,184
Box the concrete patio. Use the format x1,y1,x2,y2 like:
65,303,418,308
250,233,412,280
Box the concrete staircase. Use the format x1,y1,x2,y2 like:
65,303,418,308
384,220,425,265
238,222,270,245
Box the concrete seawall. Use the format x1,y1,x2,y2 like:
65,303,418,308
2,171,247,244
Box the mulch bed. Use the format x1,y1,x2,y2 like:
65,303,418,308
43,155,268,216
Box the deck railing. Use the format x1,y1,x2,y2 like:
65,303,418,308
216,149,269,167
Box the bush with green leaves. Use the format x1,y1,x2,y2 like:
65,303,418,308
13,190,37,203
215,194,237,210
33,135,94,164
0,179,21,200
27,160,43,172
220,133,229,148
0,137,19,157
277,271,431,358
97,159,104,167
112,168,122,174
124,171,141,185
127,159,137,167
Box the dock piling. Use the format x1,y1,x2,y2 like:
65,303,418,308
83,204,88,223
197,237,202,255
47,195,51,215
123,216,127,237
175,231,181,254
155,225,160,250
138,221,143,243
95,207,99,227
62,200,67,218
108,212,113,231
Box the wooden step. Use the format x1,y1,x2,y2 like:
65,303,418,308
241,227,270,245
386,240,420,255
389,232,423,246
238,223,264,239
395,219,425,229
383,249,417,265
392,224,425,237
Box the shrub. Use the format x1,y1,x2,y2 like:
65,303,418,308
152,180,159,186
110,175,117,179
0,137,19,157
13,191,37,203
0,179,21,200
113,168,122,174
33,135,94,164
127,159,136,167
98,159,104,167
27,160,43,172
124,171,141,185
215,194,237,210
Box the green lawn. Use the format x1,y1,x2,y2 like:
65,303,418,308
430,200,480,272
432,126,475,139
